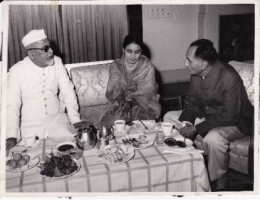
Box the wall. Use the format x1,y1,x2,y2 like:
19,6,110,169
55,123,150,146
142,4,255,84
142,5,199,83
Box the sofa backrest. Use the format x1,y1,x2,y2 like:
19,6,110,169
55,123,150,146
228,61,254,106
65,60,113,107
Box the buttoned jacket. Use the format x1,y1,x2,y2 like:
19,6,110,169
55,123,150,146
179,60,254,138
7,56,80,140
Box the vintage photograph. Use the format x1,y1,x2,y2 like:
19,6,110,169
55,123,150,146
1,0,258,196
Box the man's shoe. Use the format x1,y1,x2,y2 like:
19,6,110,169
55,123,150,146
212,175,228,192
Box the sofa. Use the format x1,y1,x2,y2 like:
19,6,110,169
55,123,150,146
65,60,114,127
65,60,255,179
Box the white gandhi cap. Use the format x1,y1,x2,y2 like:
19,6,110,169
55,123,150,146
22,29,47,48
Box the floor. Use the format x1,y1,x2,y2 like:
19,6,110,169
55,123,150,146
203,155,254,192
226,172,254,191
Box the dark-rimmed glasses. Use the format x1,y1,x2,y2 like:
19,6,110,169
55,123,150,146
27,44,54,53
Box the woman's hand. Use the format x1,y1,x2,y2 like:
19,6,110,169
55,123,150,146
119,101,132,123
120,101,131,112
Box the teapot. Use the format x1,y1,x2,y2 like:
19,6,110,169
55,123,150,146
99,125,115,140
75,125,97,151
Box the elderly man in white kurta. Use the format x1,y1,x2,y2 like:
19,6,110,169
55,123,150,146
6,29,82,150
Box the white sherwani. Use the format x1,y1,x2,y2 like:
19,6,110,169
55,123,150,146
7,56,80,141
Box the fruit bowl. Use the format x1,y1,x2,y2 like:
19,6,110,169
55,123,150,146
6,152,40,173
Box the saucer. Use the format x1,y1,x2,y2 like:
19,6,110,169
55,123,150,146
25,140,41,150
113,125,132,136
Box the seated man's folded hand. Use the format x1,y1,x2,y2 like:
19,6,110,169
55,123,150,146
6,137,17,151
73,121,93,130
179,126,198,141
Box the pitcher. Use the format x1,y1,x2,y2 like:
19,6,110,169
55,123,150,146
75,125,97,151
99,125,115,140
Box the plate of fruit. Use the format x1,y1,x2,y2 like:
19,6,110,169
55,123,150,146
6,152,40,173
36,152,80,179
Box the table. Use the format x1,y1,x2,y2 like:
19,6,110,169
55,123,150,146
6,134,211,193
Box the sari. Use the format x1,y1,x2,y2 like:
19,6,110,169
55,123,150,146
99,55,161,126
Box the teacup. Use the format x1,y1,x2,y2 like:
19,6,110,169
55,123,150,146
114,120,126,133
24,133,36,147
161,122,174,137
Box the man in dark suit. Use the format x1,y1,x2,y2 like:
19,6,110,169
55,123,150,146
164,39,254,191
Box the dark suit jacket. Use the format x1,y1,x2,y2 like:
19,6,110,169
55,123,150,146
179,60,254,138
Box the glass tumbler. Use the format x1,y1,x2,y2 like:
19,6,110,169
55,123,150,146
156,131,165,145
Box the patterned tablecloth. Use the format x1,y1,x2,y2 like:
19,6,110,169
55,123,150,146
6,133,211,193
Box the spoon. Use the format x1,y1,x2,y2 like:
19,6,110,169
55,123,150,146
138,119,149,130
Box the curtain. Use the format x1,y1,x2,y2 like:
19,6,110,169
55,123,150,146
8,5,63,70
8,5,128,70
61,5,128,64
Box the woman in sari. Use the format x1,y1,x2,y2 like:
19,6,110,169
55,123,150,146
99,34,161,125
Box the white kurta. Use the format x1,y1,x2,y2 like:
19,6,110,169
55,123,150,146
7,56,80,141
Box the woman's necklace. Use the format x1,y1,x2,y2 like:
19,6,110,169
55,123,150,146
125,59,138,72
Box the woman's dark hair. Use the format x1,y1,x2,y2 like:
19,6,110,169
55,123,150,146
123,34,143,50
190,39,218,64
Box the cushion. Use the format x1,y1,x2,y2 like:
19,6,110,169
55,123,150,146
70,63,111,107
228,61,254,106
194,132,250,174
229,135,250,156
228,152,248,174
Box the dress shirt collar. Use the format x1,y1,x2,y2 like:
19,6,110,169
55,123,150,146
201,60,220,80
26,56,49,72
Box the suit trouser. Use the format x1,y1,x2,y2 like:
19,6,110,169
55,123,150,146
21,112,77,143
164,111,245,182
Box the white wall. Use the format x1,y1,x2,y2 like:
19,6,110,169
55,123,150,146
142,4,255,84
143,5,199,72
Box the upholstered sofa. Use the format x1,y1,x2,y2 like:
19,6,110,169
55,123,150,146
65,60,114,127
65,60,255,179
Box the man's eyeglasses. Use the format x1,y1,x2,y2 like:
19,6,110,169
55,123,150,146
27,44,54,52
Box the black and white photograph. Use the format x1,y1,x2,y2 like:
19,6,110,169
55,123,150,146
0,0,259,197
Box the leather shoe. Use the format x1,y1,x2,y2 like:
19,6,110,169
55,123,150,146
212,175,228,191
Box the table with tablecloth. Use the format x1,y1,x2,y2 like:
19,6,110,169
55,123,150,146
6,134,211,193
